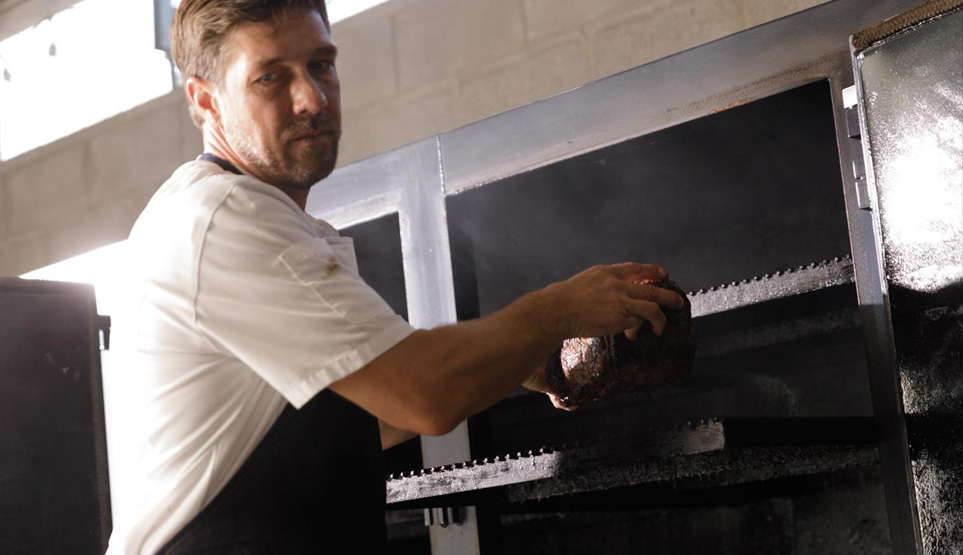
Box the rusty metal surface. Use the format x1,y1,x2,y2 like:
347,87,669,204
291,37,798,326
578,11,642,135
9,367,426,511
852,0,963,53
688,256,854,318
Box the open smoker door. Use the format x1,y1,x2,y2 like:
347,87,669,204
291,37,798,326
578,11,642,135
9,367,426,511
849,2,963,554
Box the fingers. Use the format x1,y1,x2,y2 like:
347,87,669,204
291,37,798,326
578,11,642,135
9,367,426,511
609,263,666,283
625,325,640,342
561,262,681,340
625,281,685,310
626,298,668,336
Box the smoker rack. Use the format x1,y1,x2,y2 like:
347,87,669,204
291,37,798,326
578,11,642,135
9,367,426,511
382,259,877,550
304,0,956,553
367,253,884,555
386,416,879,508
381,255,861,504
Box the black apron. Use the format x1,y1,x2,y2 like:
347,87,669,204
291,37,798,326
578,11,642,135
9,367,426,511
156,389,387,554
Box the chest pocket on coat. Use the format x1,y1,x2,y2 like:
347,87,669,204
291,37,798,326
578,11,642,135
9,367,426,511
280,236,393,324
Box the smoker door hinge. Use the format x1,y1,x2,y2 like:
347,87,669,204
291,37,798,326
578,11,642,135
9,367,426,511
843,85,872,211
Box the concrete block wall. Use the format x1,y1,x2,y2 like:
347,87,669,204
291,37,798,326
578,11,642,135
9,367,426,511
334,0,829,166
0,92,202,276
0,0,827,276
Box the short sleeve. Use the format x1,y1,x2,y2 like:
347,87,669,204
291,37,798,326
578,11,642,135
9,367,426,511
194,179,415,408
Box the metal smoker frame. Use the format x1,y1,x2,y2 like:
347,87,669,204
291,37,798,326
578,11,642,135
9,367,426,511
306,1,931,552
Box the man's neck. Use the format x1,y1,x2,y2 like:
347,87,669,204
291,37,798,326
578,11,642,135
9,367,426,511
198,153,242,175
202,130,310,211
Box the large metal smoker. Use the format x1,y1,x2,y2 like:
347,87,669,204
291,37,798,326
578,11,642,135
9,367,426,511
306,0,962,553
0,1,958,553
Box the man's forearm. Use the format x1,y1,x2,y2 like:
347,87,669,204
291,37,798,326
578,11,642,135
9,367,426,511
332,287,563,436
330,263,679,436
410,287,566,428
379,419,419,450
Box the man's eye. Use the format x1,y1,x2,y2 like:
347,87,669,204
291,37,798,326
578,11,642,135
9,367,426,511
309,61,333,74
258,72,278,83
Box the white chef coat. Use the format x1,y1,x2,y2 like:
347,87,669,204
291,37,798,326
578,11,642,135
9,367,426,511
105,159,414,555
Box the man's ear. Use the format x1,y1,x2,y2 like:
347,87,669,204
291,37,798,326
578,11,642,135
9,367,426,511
185,76,221,127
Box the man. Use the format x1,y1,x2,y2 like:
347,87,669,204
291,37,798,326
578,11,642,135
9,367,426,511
106,1,683,553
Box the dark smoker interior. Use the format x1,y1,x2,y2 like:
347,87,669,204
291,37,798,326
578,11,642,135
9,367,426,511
343,80,893,554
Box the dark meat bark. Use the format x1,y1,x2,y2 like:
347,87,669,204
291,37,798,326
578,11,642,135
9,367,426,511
545,278,696,407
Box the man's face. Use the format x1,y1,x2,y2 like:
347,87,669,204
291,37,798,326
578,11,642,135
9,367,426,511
216,8,341,190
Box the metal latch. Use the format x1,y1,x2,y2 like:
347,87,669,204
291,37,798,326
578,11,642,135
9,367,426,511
842,85,872,211
98,315,112,350
424,506,463,528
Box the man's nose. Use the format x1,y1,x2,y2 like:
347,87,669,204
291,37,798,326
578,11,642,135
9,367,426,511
292,75,328,115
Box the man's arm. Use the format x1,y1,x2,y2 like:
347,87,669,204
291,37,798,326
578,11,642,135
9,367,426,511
376,360,564,450
379,419,418,450
329,263,683,437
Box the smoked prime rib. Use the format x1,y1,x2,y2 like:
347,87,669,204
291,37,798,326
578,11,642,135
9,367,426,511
546,279,697,407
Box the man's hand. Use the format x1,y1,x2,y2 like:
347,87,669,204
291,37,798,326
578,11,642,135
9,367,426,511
524,263,684,411
521,360,577,411
545,263,684,340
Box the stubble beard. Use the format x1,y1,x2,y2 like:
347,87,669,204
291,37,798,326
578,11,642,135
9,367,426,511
226,117,339,191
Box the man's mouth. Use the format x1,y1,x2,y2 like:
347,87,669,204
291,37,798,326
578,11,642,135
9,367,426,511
291,129,334,142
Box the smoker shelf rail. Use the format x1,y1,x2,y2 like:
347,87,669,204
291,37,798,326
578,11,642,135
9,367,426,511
386,417,877,508
689,256,855,318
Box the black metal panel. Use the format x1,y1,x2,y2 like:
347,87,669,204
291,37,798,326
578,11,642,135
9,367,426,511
0,278,111,555
446,80,849,319
342,213,408,321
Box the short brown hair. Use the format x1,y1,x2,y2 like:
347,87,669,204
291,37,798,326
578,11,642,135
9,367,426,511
170,0,330,128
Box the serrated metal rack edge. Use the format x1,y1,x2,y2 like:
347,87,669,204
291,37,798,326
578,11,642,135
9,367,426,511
688,255,855,318
386,419,725,504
